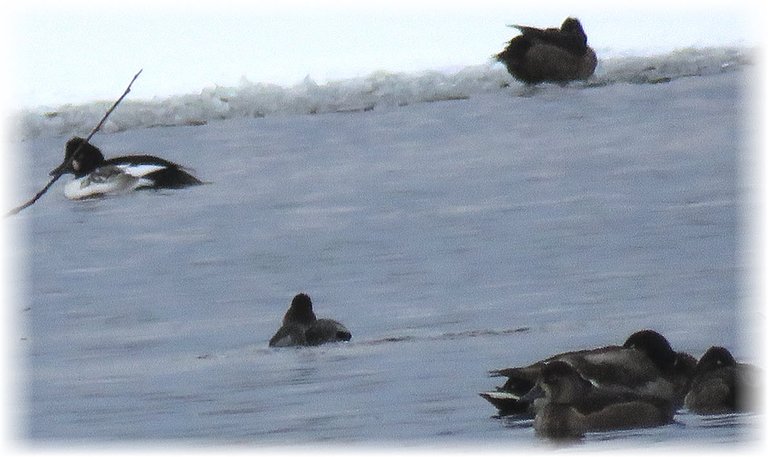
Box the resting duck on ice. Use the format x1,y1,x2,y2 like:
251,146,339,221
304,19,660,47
50,137,202,199
269,293,352,347
495,17,597,85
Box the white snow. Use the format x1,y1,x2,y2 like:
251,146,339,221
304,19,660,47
13,47,752,140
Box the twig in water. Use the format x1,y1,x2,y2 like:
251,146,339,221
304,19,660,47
5,69,143,217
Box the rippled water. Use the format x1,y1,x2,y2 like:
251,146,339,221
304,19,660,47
13,69,759,448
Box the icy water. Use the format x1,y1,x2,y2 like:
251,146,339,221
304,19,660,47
12,67,760,448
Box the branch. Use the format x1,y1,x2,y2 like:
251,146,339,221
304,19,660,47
5,69,144,217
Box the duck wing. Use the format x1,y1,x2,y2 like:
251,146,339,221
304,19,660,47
512,24,587,55
269,323,308,347
107,155,203,187
305,319,351,346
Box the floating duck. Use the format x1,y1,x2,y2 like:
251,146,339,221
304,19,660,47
480,330,695,415
269,293,351,347
50,137,202,199
524,361,675,440
684,346,759,414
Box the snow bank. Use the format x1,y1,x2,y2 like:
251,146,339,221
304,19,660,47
14,47,750,140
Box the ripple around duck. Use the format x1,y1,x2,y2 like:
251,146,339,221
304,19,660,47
357,326,530,347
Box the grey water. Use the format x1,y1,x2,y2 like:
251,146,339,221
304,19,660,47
14,69,759,448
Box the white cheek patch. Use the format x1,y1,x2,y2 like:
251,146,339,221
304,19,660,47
72,160,80,171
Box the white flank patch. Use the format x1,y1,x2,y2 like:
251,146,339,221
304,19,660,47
63,173,145,200
116,163,167,178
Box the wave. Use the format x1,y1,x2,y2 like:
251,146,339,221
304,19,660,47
14,47,751,140
357,325,531,347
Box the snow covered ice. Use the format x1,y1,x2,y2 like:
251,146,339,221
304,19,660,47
11,47,759,446
15,47,749,139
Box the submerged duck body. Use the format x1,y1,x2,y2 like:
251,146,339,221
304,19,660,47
495,17,597,85
684,346,758,415
50,137,202,199
526,361,675,439
268,293,351,347
480,330,695,415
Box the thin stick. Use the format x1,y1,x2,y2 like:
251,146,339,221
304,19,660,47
5,69,143,217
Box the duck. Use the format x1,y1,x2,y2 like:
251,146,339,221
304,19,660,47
50,136,202,199
268,293,352,347
479,329,696,416
684,346,758,414
495,17,597,85
524,361,675,440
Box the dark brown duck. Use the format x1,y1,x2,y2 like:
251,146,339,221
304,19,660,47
684,346,759,414
269,293,351,347
525,361,675,440
480,330,696,416
496,17,597,85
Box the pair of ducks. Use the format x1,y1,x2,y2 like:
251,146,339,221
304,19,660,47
48,18,592,199
50,141,350,344
481,330,756,439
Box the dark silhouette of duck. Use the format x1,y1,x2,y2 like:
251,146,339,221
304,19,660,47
51,137,202,195
495,17,597,85
479,330,696,416
684,346,758,414
524,361,675,440
268,293,351,347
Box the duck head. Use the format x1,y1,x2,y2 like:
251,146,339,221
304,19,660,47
522,361,593,405
540,361,593,403
623,329,677,372
283,293,317,326
560,17,587,44
696,346,736,373
50,137,105,178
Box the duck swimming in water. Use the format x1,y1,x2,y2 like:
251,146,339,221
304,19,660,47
684,346,759,414
495,17,597,85
50,137,202,199
269,293,352,347
524,361,675,440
